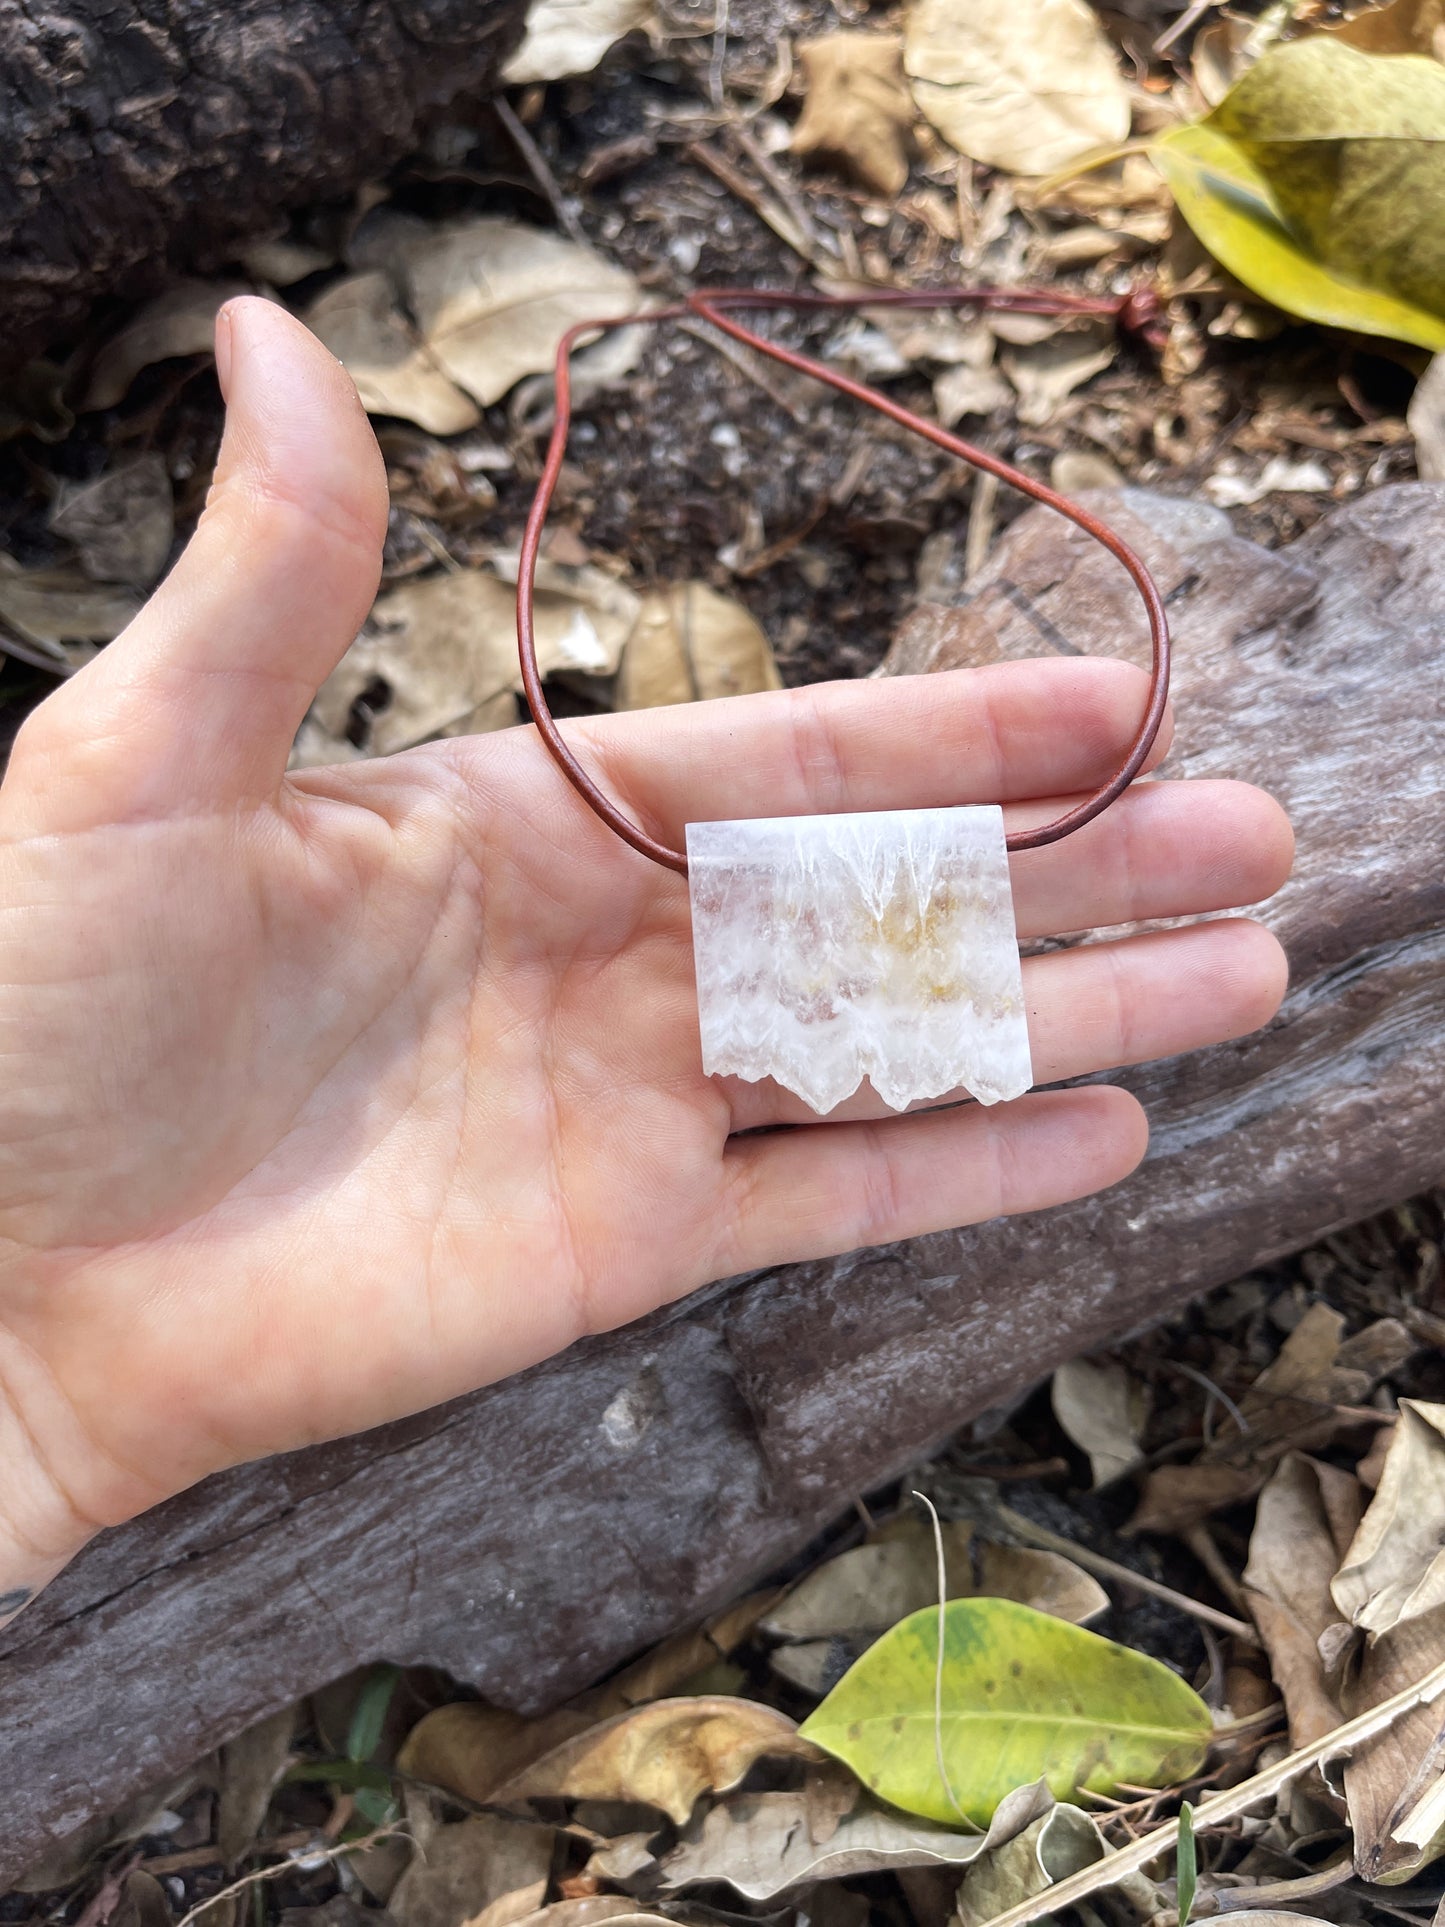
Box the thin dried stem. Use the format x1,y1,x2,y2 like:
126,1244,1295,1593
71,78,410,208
173,1826,407,1927
974,1655,1445,1927
912,1488,971,1826
995,1504,1259,1646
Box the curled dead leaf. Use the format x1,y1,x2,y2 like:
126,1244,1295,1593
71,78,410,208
0,562,141,657
399,1701,594,1807
82,279,254,412
1333,1400,1445,1636
491,1696,824,1826
1242,1452,1360,1747
304,272,480,435
393,218,643,409
49,454,174,588
1051,1358,1146,1489
616,582,781,710
503,0,655,84
903,0,1131,177
659,1785,992,1898
792,35,916,199
391,1809,555,1927
310,562,637,757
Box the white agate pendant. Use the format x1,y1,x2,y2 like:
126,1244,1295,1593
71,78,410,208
685,805,1033,1115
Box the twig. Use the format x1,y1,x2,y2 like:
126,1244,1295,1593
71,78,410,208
173,1826,407,1927
965,471,1000,581
996,1503,1260,1646
730,122,833,262
142,1835,313,1876
676,315,811,422
974,1656,1445,1927
1154,0,1219,56
685,140,825,271
495,97,589,250
1182,1523,1254,1620
707,0,729,107
1209,1854,1354,1911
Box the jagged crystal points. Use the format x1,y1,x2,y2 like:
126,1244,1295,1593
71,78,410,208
686,805,1033,1115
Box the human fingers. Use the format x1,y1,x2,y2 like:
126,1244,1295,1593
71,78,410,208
6,299,388,831
566,658,1174,852
714,1085,1148,1274
726,918,1288,1129
1008,778,1293,938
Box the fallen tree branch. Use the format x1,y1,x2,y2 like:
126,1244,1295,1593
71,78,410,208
0,0,527,371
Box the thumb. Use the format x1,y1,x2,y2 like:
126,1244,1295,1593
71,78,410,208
12,298,388,822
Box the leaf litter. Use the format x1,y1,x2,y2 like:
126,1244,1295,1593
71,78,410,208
20,1192,1445,1927
8,0,1445,1921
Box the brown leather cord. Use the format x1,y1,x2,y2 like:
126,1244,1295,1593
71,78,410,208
517,285,1173,879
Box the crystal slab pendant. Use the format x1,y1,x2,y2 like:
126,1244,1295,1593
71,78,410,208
686,805,1033,1115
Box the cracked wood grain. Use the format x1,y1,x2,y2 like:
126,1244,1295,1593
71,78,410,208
3,485,1443,1882
0,0,528,372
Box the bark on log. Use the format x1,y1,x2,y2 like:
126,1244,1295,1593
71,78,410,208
0,0,527,373
5,483,1445,1882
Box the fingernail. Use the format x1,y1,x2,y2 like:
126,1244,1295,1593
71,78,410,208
214,303,235,396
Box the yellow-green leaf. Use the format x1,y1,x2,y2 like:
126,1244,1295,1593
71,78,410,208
1152,39,1445,351
799,1597,1212,1826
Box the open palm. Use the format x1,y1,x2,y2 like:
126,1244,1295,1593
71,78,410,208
0,301,1291,1600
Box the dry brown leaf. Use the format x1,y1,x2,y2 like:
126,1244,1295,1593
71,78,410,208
392,1810,555,1927
0,561,141,654
1242,1453,1360,1747
1333,1401,1445,1636
1205,1306,1412,1471
585,1590,779,1717
310,562,637,756
1324,0,1445,57
1192,18,1253,109
762,1520,1105,1657
933,364,1011,428
1050,451,1123,493
242,235,339,285
460,1885,550,1927
659,1785,996,1899
1126,1462,1261,1537
764,1525,977,1642
1000,325,1116,428
792,35,916,199
49,454,174,588
397,218,642,409
399,1701,592,1807
304,271,480,435
1342,1601,1445,1882
216,1705,295,1867
1409,353,1445,480
82,279,253,411
112,1872,172,1927
953,1798,1107,1927
903,0,1131,177
503,0,654,84
1051,1358,1146,1488
491,1696,823,1826
515,1911,670,1927
615,582,780,710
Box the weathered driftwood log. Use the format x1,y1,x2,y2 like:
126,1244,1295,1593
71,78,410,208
0,0,526,373
5,484,1444,1881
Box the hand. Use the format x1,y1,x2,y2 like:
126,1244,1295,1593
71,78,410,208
0,300,1292,1610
